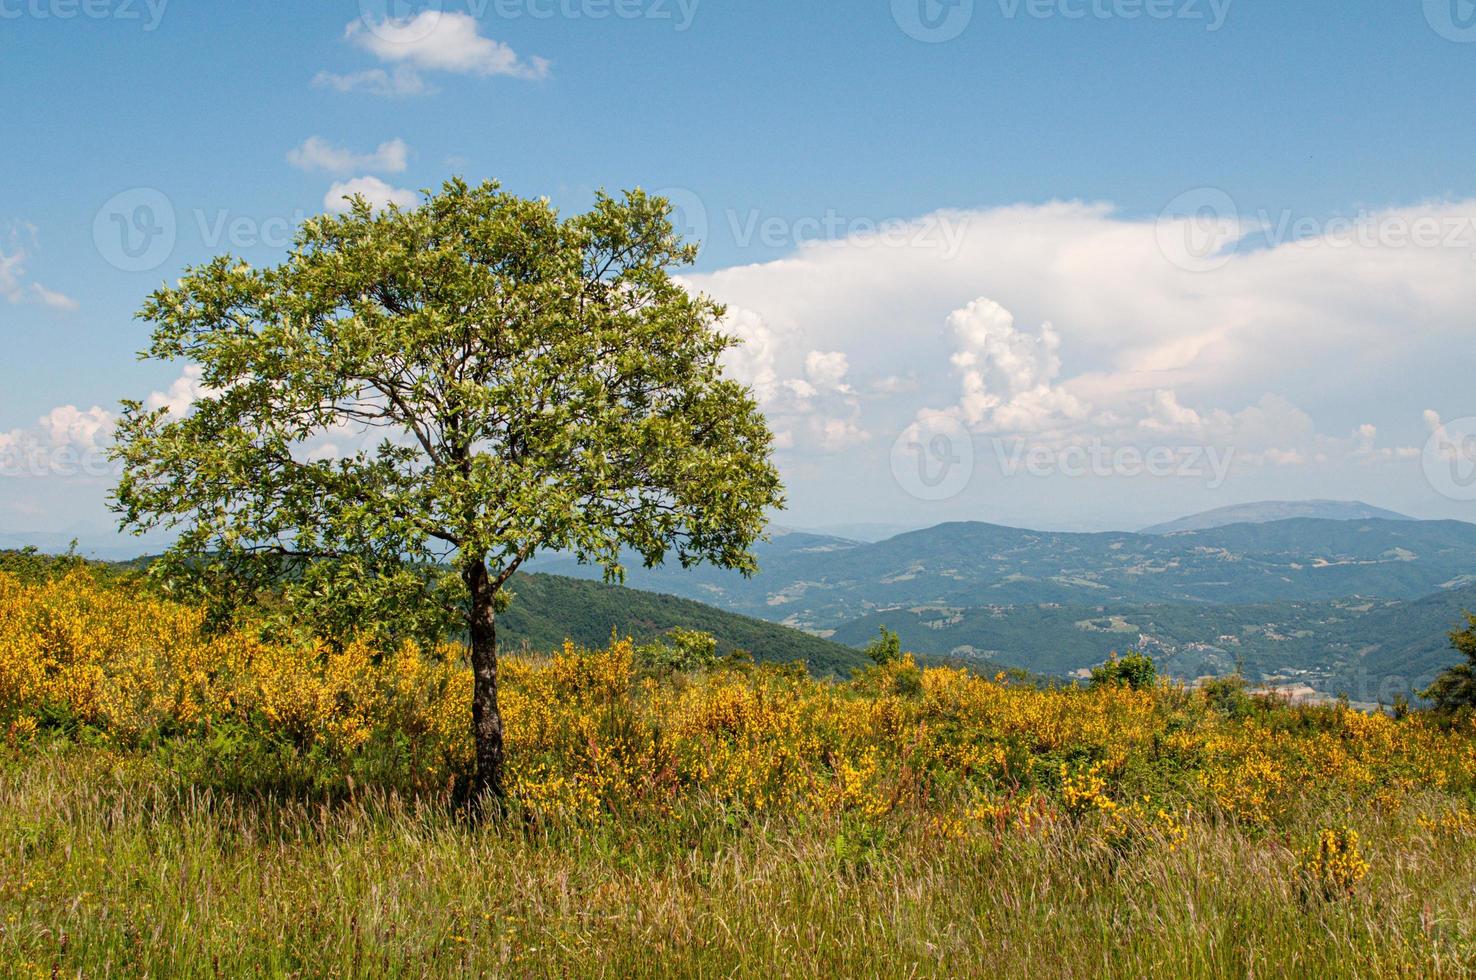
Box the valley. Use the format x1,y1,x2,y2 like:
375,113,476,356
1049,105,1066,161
531,510,1476,699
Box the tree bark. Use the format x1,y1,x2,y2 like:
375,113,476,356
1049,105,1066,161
464,557,504,818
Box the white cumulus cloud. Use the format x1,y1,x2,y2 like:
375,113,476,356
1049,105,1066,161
945,298,1085,434
324,12,549,98
288,136,409,175
144,365,211,416
804,350,852,393
324,176,418,214
715,307,869,454
312,66,430,97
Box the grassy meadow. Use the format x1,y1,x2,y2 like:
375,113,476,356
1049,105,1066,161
2,564,1475,976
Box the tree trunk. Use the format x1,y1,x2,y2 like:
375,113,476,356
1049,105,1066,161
464,558,504,818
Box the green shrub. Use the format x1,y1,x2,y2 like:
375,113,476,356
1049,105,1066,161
1201,673,1255,719
635,627,721,675
1089,651,1157,691
863,627,902,666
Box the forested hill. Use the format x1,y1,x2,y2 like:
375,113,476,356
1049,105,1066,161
492,572,869,676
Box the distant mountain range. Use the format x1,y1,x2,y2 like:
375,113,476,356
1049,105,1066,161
1141,500,1413,535
531,517,1476,631
530,513,1476,698
0,530,174,562
789,523,919,543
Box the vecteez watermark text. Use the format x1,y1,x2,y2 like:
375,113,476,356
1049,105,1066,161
889,417,1239,502
992,438,1235,487
360,0,699,32
893,0,1233,43
94,187,311,273
0,0,167,30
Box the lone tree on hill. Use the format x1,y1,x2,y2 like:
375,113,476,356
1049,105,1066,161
111,179,785,812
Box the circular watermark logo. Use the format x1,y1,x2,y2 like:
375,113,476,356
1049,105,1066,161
1423,416,1476,501
892,0,974,42
653,186,709,255
890,415,974,501
93,187,177,273
1424,0,1476,42
1155,187,1241,273
358,0,443,42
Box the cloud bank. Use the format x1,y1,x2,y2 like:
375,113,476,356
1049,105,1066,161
685,198,1476,482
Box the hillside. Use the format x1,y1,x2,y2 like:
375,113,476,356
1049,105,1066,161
1141,500,1413,534
0,550,868,677
497,572,867,676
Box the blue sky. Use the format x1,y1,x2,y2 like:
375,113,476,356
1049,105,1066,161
5,0,1476,546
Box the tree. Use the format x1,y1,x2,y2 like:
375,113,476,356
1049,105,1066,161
1422,613,1476,715
1089,651,1156,691
111,179,785,812
863,626,902,666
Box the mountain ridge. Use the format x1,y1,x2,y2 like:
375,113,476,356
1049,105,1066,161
530,516,1476,632
1141,500,1414,535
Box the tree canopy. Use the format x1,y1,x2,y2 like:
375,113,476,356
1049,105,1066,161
112,178,785,805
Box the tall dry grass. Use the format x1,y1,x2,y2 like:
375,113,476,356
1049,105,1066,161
2,746,1474,977
3,567,1476,976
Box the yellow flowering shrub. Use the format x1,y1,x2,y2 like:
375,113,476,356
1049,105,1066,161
2,569,1474,841
1299,827,1370,900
